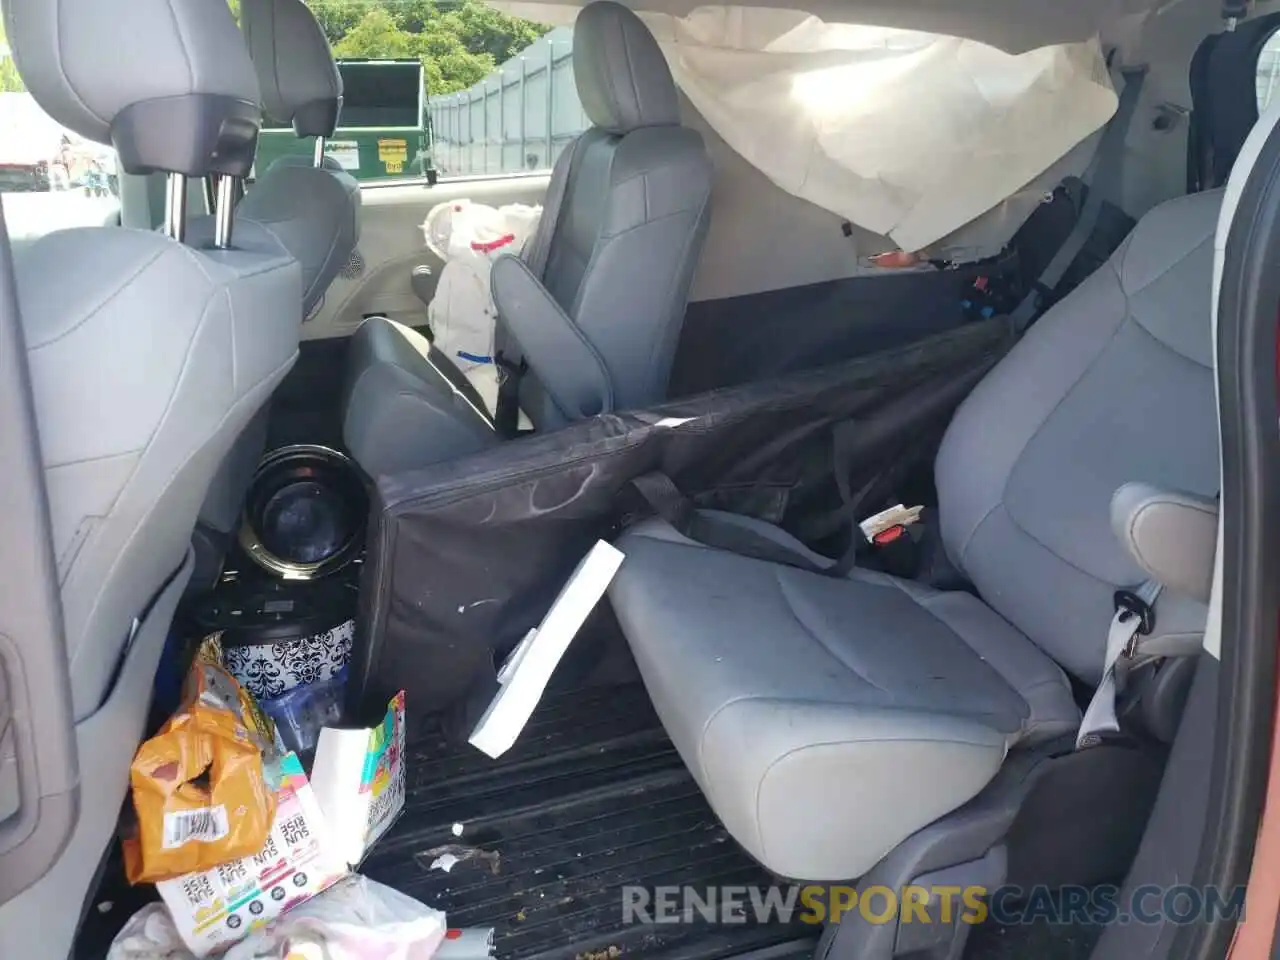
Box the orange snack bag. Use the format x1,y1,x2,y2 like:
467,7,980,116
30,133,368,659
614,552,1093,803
124,636,281,884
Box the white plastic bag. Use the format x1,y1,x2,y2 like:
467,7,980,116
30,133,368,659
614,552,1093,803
108,876,448,960
422,200,541,415
106,903,190,960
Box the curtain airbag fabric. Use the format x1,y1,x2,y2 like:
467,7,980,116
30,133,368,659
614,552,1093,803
650,8,1118,251
492,4,1118,252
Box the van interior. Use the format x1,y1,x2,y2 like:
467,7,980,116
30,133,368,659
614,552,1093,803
0,0,1278,958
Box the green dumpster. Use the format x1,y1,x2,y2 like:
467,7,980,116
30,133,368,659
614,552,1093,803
256,58,437,184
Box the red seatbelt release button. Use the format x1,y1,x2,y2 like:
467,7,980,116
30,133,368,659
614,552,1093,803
872,525,907,546
858,504,924,543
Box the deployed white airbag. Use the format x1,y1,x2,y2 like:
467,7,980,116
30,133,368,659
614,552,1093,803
494,4,1119,252
648,8,1118,251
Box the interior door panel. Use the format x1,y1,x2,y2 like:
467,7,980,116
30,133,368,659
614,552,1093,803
302,174,550,342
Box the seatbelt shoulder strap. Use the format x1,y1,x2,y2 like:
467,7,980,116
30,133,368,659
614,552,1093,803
1076,579,1162,747
1010,66,1147,333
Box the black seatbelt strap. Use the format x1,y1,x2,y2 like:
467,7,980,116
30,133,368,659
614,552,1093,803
627,470,928,581
823,421,932,577
1009,67,1147,333
493,353,526,440
628,472,836,575
826,426,879,576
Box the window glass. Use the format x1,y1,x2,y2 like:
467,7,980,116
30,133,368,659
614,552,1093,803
426,25,586,177
259,1,580,183
1258,29,1280,113
0,29,120,242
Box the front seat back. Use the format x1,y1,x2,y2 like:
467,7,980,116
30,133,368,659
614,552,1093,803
493,0,712,430
0,0,300,951
192,0,359,561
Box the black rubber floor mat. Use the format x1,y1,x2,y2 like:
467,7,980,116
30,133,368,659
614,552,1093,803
74,679,1112,960
964,914,1105,960
360,683,818,960
76,683,816,960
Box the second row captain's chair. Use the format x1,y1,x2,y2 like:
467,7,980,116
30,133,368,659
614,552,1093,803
341,0,712,477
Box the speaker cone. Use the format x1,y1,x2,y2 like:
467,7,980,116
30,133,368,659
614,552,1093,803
239,444,368,579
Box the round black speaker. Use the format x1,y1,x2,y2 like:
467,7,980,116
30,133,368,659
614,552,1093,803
239,444,369,580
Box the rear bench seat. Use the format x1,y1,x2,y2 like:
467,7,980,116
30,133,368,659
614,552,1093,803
608,188,1223,882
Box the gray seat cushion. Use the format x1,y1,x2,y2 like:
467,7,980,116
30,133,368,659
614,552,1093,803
609,188,1224,882
611,520,1078,881
225,158,359,314
342,316,497,476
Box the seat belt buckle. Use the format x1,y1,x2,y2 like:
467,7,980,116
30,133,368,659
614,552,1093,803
495,351,522,384
1114,589,1156,655
859,504,924,544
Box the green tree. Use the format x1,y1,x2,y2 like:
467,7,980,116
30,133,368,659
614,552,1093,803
303,0,549,95
398,0,548,62
0,57,23,94
423,46,496,95
0,21,24,93
332,7,417,58
307,0,366,46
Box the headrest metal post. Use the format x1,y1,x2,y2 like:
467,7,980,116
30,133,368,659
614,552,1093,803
213,174,237,249
313,136,327,169
164,173,188,242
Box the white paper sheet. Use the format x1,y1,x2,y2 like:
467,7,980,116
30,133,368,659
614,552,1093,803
469,540,625,758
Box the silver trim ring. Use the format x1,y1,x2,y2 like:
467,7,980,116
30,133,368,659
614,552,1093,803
238,444,366,581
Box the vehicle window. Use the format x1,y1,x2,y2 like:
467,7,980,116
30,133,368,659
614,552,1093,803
0,28,120,242
258,1,578,184
425,23,585,178
1258,28,1280,112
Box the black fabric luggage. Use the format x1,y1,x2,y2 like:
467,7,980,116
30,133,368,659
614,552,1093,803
349,319,1013,715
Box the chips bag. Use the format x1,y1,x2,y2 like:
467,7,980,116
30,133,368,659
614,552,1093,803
124,636,281,884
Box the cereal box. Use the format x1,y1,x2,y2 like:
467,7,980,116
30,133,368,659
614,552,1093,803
310,691,406,868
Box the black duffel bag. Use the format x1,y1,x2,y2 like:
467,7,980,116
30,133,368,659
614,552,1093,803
349,318,1013,716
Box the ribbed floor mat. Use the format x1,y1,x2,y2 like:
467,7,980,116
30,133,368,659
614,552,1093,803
360,683,818,960
75,679,1089,960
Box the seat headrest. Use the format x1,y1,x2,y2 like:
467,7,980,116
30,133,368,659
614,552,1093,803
573,1,678,135
242,0,343,139
4,0,261,177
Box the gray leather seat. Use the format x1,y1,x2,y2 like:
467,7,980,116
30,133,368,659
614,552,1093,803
342,0,712,477
192,0,359,567
609,188,1222,881
0,0,300,952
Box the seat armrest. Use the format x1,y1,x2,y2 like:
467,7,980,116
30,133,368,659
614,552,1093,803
491,254,613,420
1112,482,1218,602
